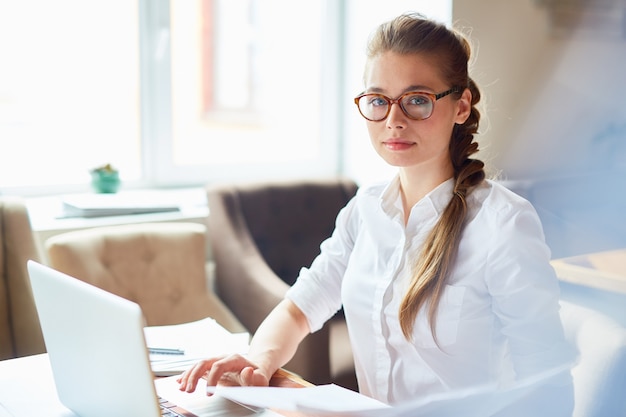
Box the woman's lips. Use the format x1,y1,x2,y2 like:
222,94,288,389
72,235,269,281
383,138,415,151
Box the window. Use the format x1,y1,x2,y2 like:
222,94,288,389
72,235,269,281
160,0,338,184
0,0,142,192
0,0,340,195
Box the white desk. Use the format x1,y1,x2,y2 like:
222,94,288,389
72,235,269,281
0,354,313,417
0,352,565,416
0,354,73,416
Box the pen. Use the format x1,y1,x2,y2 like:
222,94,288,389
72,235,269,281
148,347,185,356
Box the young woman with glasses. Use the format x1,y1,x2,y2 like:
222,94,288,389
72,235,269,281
179,13,574,415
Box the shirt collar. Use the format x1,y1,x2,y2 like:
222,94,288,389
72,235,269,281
426,177,455,215
378,175,455,218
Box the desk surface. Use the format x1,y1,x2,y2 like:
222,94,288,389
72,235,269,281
0,354,309,417
551,248,626,295
0,354,70,417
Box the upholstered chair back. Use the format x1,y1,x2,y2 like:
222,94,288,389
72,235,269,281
45,222,245,332
0,197,46,360
224,178,358,287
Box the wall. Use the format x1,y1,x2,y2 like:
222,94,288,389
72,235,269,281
453,0,626,181
453,0,626,258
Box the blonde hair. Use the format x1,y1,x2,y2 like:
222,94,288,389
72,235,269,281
367,13,485,342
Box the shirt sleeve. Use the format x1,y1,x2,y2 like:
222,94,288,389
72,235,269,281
285,196,359,333
485,198,576,379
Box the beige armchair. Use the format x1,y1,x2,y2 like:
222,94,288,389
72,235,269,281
0,197,46,360
206,177,359,389
45,222,245,332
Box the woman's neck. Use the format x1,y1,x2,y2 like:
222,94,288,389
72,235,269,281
399,164,454,223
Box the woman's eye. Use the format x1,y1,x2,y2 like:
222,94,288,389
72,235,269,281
406,95,429,106
369,96,388,107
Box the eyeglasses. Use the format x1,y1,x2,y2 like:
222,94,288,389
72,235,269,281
353,87,460,122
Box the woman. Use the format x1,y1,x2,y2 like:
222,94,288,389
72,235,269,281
179,13,573,413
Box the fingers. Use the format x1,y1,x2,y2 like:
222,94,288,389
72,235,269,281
205,354,252,387
177,357,219,393
177,354,267,394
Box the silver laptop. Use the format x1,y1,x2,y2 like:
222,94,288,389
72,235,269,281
27,260,272,417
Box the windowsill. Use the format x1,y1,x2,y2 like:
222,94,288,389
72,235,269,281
26,188,209,246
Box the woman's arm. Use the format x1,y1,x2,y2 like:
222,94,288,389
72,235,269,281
178,299,310,393
486,201,574,416
241,299,311,381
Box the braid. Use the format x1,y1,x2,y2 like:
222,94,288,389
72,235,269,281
373,15,487,342
452,78,485,196
399,83,485,342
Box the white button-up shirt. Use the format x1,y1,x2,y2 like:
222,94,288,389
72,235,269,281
286,177,572,404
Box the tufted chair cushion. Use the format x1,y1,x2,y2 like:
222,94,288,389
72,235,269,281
0,197,46,360
206,177,359,389
45,222,245,332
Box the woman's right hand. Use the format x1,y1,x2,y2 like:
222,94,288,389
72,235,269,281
176,353,271,394
177,300,310,394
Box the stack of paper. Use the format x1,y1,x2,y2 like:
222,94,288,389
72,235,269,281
144,317,250,376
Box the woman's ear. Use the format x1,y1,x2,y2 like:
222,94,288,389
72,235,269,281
453,88,472,124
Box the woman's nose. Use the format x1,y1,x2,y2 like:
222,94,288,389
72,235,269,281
386,102,407,129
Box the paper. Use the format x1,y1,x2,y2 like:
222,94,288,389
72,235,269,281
155,376,283,417
205,384,389,413
196,362,573,417
144,317,249,376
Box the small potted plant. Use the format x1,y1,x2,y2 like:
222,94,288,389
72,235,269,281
90,163,120,193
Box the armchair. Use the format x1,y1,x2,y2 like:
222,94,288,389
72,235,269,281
0,197,46,360
206,177,358,389
45,222,245,332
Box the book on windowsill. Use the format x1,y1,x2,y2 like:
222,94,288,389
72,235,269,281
60,193,181,218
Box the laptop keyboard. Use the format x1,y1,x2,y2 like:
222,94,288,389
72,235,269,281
159,396,197,417
157,393,263,416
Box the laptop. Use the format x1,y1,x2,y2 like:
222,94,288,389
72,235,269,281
27,260,277,417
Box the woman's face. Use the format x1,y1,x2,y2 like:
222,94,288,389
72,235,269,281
362,51,471,174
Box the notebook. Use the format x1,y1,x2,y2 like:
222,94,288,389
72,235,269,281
26,260,278,417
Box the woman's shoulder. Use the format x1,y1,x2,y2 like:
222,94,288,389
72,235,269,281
473,179,534,208
469,179,539,223
466,180,550,259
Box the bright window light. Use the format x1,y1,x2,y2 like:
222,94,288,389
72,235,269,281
0,0,142,190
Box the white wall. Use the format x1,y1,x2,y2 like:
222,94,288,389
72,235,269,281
453,0,626,181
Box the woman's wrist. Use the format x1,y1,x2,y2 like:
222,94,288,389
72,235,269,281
245,351,278,381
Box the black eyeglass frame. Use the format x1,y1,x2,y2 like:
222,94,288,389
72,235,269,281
353,87,461,122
